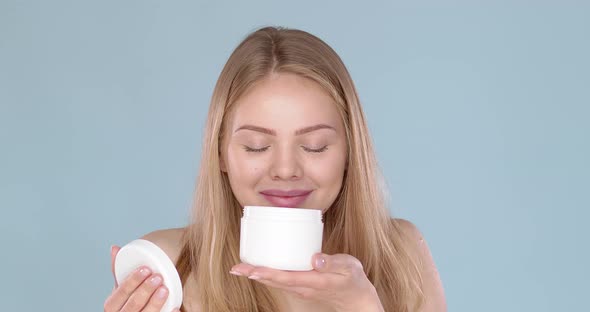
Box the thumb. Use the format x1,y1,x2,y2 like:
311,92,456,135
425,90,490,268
110,245,121,287
312,253,364,275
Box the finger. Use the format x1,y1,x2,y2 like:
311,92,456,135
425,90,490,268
312,253,364,275
131,284,170,312
248,267,334,290
104,266,152,311
230,263,257,276
110,245,121,287
231,264,330,289
120,274,165,312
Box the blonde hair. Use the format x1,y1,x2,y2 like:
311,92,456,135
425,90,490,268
176,26,424,312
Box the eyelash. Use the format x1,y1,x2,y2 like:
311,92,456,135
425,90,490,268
243,146,328,153
304,146,329,153
244,146,269,153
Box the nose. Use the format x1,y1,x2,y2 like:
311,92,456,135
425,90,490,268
269,145,303,181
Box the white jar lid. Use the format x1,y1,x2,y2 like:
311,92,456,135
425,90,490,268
114,239,183,312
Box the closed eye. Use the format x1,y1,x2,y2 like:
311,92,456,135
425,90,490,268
242,145,328,153
243,146,269,153
302,145,328,153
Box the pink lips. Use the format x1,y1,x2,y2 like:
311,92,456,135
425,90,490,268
259,189,313,208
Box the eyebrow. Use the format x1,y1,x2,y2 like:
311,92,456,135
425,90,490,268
234,124,336,136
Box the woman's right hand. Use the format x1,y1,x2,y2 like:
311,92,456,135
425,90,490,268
104,245,180,312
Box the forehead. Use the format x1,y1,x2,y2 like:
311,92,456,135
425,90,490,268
230,73,342,132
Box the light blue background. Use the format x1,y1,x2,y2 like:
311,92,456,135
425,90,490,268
1,1,588,311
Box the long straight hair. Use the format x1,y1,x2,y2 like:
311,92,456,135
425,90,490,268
176,26,424,312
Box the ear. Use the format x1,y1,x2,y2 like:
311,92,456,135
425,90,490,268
219,157,227,172
344,153,349,172
219,150,227,173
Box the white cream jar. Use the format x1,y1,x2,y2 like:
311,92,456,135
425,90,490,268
239,206,324,271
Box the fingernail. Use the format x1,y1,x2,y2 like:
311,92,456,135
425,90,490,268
229,270,242,276
150,275,163,286
139,267,151,277
315,255,326,269
156,287,168,298
248,274,261,280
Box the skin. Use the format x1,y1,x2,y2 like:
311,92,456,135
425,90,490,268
219,72,348,212
104,72,447,311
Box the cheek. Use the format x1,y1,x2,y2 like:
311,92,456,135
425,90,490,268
307,155,346,189
306,159,345,212
226,150,267,182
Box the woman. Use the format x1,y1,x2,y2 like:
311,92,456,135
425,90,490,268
104,26,446,312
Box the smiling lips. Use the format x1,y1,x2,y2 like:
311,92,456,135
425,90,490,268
259,189,313,208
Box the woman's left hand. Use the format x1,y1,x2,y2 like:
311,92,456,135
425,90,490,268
230,253,384,312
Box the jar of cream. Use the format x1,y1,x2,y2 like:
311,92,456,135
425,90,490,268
239,206,324,271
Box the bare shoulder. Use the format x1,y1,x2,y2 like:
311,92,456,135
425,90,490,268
392,218,428,267
141,227,187,264
393,218,424,242
391,218,447,312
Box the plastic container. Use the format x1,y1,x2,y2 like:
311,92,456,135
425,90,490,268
239,206,323,271
114,239,183,312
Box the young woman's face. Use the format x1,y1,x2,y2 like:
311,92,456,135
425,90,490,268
220,73,348,212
